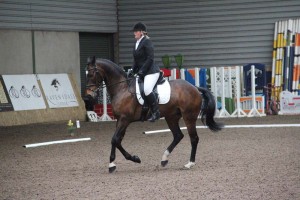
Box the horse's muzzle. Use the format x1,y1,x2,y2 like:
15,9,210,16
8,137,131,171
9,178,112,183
83,95,96,111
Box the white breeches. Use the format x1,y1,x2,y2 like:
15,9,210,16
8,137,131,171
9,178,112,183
143,72,160,96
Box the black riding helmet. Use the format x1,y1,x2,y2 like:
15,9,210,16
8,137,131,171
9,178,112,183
132,22,147,32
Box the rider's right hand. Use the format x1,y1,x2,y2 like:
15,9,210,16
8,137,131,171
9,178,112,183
127,69,134,78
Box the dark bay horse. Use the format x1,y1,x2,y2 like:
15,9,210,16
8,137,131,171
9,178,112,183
85,57,222,173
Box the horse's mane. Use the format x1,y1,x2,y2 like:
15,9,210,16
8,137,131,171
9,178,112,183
95,58,127,77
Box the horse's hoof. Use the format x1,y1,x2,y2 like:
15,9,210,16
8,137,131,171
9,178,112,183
132,155,141,163
184,162,195,169
109,166,116,173
109,162,116,173
161,160,168,167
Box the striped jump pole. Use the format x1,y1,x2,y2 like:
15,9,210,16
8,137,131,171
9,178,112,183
195,67,200,87
294,19,300,95
275,20,284,99
218,67,231,118
210,67,220,117
248,65,266,117
231,66,247,117
180,68,185,80
100,81,112,121
285,19,293,92
271,20,278,96
170,68,177,80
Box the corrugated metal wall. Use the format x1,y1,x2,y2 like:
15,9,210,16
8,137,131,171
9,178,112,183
118,0,300,68
0,0,117,32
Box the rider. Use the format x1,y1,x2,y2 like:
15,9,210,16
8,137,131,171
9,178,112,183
131,22,160,122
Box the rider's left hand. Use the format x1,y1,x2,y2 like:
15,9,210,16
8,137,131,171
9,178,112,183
137,71,144,78
127,69,134,78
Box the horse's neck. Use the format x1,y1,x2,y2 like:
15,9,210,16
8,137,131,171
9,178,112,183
103,69,127,100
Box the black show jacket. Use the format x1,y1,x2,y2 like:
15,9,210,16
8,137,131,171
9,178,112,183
132,37,160,76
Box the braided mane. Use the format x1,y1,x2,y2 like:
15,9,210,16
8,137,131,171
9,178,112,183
95,58,127,77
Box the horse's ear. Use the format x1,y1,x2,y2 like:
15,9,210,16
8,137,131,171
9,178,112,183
87,56,96,65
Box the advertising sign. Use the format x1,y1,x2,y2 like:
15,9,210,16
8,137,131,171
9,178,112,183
2,75,46,111
39,74,78,108
0,75,14,112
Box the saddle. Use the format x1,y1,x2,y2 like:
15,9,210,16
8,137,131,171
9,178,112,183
137,71,166,121
138,71,165,99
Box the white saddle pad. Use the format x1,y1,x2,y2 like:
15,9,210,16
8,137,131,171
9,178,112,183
136,78,171,105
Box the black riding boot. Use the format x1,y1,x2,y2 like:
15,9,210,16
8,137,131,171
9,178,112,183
145,92,160,122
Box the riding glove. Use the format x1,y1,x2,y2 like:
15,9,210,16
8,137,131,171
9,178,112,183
137,71,145,78
127,69,134,78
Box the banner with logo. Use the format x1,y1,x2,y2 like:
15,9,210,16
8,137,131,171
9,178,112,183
0,75,14,112
39,74,79,108
2,75,46,111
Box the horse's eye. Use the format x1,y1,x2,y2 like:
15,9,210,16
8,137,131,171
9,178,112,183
86,70,94,79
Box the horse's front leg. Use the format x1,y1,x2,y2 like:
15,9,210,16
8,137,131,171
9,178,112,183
109,119,141,173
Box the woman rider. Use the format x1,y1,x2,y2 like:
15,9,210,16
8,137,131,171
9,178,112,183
131,22,160,122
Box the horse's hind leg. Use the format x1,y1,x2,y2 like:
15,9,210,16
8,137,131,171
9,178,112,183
183,117,199,169
161,116,184,167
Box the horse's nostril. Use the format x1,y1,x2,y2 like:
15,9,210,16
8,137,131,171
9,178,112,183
83,95,95,111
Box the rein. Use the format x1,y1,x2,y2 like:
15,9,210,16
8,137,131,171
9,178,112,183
99,79,133,89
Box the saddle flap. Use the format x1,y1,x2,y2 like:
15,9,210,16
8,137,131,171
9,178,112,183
136,77,171,105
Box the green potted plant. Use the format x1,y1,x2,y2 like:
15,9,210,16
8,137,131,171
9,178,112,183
161,55,171,78
174,54,184,69
162,55,171,69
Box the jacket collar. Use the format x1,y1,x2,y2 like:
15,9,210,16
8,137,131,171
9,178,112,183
135,37,146,51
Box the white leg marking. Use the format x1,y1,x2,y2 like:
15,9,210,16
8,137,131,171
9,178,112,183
109,162,116,168
162,150,170,161
184,162,195,169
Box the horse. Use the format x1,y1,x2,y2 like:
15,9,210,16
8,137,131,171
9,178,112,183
85,56,223,173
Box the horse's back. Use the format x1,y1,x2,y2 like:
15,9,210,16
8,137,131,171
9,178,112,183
169,79,202,99
167,79,202,116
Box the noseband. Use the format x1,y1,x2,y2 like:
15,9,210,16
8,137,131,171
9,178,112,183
85,65,104,97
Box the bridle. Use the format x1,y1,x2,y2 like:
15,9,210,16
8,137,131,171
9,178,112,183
85,65,104,95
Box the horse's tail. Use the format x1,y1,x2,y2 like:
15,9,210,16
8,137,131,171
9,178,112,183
197,87,223,132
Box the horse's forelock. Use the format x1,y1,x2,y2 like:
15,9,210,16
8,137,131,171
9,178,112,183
87,56,95,65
